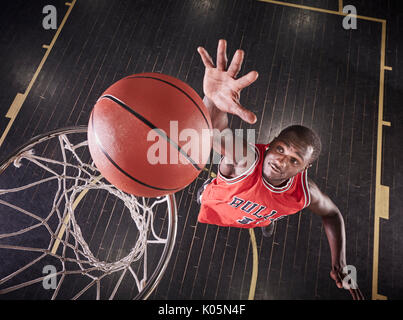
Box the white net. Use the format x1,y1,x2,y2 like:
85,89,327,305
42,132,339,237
0,127,177,300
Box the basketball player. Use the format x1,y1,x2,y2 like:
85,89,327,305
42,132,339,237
196,39,364,300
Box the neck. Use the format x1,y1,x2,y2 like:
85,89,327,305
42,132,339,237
263,176,289,188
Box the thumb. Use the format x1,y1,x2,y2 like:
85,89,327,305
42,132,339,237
233,101,257,124
330,270,344,289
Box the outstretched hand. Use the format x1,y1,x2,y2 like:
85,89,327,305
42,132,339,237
197,39,259,124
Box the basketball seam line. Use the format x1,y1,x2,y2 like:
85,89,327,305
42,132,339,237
99,94,202,171
127,75,211,129
90,111,179,192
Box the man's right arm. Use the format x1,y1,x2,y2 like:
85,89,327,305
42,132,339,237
204,96,256,178
197,39,259,178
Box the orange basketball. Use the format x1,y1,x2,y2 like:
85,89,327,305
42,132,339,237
87,72,212,197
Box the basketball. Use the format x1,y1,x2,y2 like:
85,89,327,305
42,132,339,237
87,72,212,197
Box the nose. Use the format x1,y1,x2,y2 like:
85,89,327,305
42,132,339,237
273,155,287,169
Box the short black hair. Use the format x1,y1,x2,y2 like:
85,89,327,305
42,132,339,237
275,125,322,163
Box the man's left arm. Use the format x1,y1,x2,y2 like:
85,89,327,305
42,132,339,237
307,178,364,300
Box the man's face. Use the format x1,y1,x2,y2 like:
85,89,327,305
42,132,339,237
262,136,313,186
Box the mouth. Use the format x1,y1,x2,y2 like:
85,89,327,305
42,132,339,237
269,162,282,174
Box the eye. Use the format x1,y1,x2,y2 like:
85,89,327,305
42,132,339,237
291,158,299,165
277,146,284,153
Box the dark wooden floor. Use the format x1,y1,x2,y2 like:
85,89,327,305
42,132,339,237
0,0,402,300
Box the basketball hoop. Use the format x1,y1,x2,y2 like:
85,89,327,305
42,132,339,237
0,126,177,299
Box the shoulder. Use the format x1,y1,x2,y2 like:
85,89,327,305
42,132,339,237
307,177,330,207
306,177,340,216
307,178,321,202
219,143,260,179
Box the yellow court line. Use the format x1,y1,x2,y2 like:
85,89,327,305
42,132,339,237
372,21,389,301
382,121,391,127
51,175,102,255
50,190,85,255
202,166,217,178
0,0,77,147
339,0,343,13
257,0,390,300
259,0,385,22
248,229,258,300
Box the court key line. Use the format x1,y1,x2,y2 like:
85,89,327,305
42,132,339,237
51,175,102,255
258,0,391,301
248,229,258,300
0,0,77,148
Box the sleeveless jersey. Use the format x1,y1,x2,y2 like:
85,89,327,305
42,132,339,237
197,143,311,228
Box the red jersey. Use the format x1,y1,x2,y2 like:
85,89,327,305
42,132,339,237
197,143,311,228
